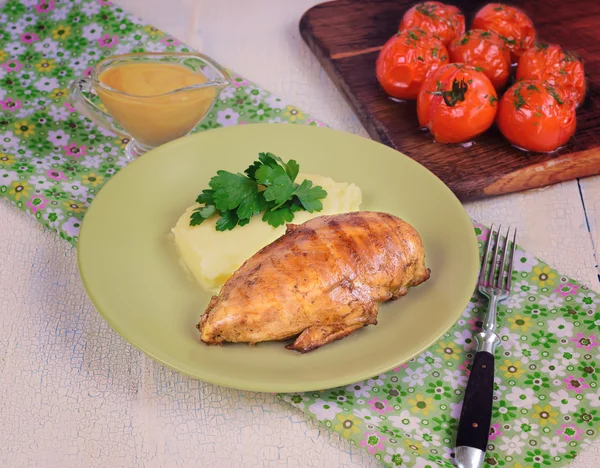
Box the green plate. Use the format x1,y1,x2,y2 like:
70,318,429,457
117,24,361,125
78,124,479,393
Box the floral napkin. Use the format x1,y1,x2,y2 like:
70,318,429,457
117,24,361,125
1,1,599,467
284,226,600,467
0,0,322,243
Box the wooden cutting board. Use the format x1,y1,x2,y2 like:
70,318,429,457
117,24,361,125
300,0,600,201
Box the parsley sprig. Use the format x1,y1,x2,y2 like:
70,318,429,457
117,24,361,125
189,152,328,231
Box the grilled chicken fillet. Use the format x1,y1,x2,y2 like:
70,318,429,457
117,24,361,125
197,211,430,352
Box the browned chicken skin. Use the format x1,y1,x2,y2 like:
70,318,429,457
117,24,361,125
197,211,430,352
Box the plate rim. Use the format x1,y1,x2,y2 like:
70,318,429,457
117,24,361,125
77,123,480,392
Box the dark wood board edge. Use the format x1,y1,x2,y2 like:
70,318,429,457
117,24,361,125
299,2,600,201
485,148,600,196
299,7,396,148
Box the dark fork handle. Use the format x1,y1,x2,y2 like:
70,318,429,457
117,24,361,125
456,351,495,455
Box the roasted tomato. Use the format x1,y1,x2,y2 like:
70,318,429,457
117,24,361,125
417,63,498,143
472,3,536,63
400,1,465,46
376,28,449,100
517,43,586,107
496,80,576,152
448,29,511,91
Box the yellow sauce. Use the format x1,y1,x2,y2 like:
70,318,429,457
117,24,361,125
97,63,216,147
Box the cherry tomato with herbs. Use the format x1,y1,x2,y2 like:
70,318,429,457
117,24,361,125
417,63,498,143
472,3,536,63
376,28,449,100
517,43,586,107
400,1,465,47
496,80,576,152
448,29,511,91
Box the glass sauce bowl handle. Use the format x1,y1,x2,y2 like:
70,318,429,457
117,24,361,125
68,78,130,138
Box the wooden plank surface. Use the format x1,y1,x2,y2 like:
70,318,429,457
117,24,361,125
300,0,600,200
580,178,600,282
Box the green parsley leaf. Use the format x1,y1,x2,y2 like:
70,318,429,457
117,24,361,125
189,152,329,230
255,164,296,206
209,171,259,212
215,210,239,231
294,179,327,213
257,152,299,182
198,204,217,218
195,189,214,205
285,159,299,182
255,163,286,186
264,173,296,206
236,188,266,220
258,151,282,167
262,203,295,227
190,204,217,226
290,200,304,212
244,160,262,180
190,211,205,226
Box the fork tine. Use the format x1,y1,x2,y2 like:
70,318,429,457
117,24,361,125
478,224,494,287
496,226,511,289
506,228,517,292
487,225,501,287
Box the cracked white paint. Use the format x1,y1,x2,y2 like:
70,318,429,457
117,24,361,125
1,0,599,466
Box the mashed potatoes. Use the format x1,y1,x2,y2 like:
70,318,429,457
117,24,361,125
172,174,362,292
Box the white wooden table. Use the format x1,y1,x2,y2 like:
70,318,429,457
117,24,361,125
1,1,599,466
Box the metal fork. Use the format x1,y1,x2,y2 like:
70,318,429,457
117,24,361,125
455,225,517,468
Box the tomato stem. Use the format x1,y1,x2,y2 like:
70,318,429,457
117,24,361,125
430,78,469,107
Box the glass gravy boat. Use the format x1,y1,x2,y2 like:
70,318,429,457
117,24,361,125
69,52,231,158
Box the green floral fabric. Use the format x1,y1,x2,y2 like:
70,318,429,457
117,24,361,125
1,2,598,468
0,0,323,244
284,229,600,467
